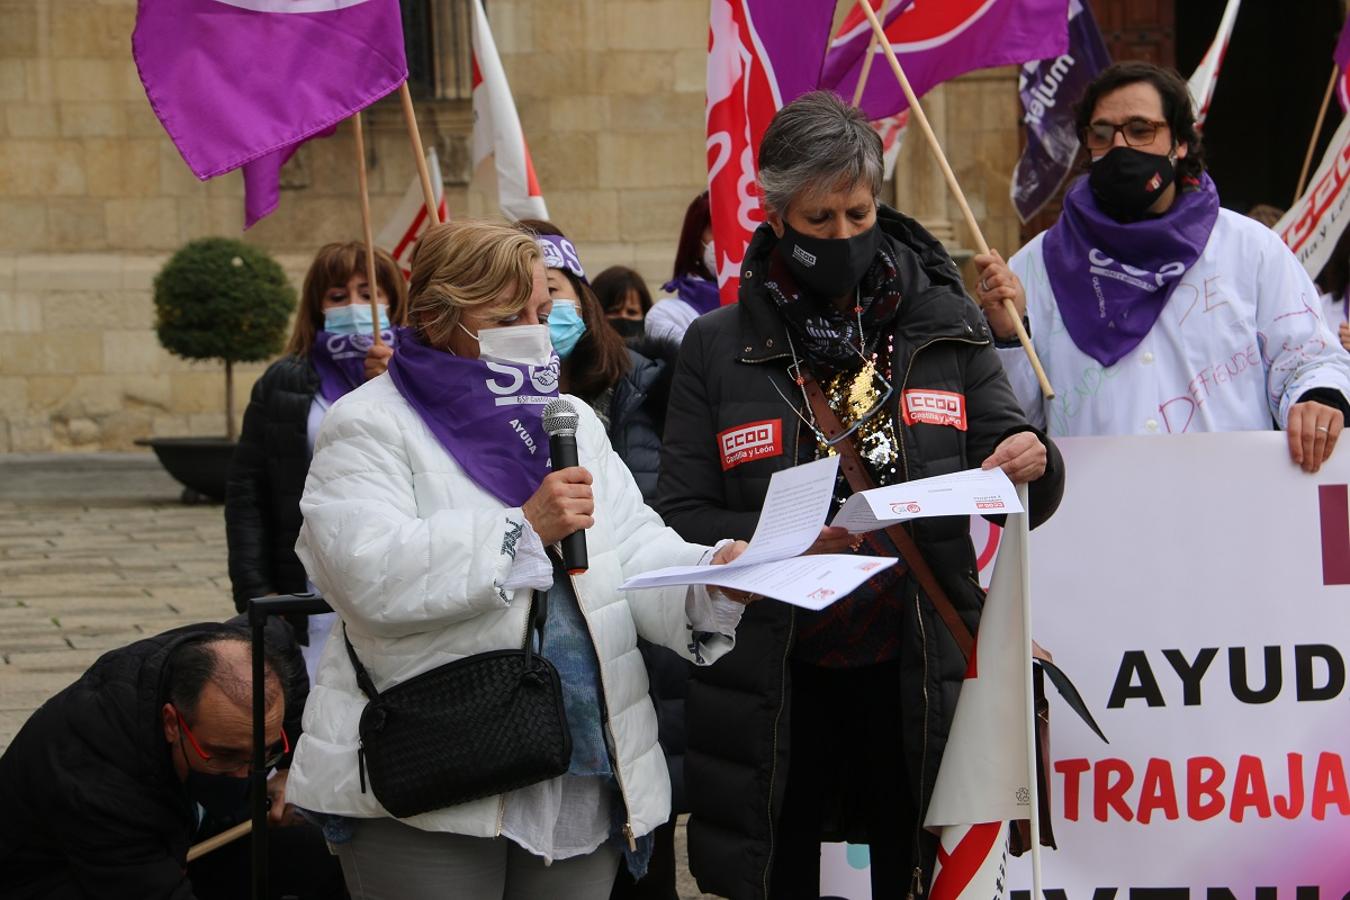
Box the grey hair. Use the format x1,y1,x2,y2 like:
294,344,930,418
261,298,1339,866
757,91,885,215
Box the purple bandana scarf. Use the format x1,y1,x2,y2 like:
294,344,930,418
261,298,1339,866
310,328,398,404
537,233,588,284
386,332,561,508
661,274,721,316
1042,173,1220,367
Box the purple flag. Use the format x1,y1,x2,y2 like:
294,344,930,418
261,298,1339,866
1011,0,1111,223
1335,17,1350,112
821,0,1069,122
133,0,407,228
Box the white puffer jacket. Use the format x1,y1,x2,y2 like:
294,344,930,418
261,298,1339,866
284,374,734,838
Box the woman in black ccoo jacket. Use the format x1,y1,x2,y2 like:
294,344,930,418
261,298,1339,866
656,92,1066,900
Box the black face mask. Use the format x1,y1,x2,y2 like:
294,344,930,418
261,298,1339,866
607,317,644,340
184,767,251,819
778,221,881,298
1088,146,1176,221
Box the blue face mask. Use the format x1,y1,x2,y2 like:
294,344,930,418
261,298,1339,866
548,300,587,360
324,303,389,336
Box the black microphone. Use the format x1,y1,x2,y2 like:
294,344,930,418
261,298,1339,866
542,399,588,575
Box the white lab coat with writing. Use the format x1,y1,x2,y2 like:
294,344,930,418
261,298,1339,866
1003,209,1350,436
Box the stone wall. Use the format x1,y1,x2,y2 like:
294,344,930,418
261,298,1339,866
0,0,1024,451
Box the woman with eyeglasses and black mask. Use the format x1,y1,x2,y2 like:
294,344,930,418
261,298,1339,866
977,61,1350,473
656,91,1064,899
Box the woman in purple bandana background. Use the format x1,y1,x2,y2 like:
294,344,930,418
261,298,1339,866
282,220,753,900
225,241,406,678
644,191,722,345
977,62,1350,473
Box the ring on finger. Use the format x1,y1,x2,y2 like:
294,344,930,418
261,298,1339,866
1317,425,1332,433
979,278,990,292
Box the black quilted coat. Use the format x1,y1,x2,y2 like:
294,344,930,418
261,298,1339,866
225,355,319,614
656,206,1066,899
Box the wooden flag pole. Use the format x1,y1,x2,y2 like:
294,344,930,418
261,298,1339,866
352,111,383,346
852,35,879,108
856,0,1055,399
186,819,252,862
399,82,442,231
1295,67,1338,205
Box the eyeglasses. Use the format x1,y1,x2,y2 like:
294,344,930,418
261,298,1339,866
175,707,289,774
1081,118,1169,151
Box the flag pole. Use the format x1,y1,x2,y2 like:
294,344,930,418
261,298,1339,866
853,35,879,107
351,111,384,347
1017,482,1044,900
855,0,1055,400
1295,67,1338,205
399,82,443,231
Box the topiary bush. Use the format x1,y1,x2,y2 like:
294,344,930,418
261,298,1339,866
154,238,295,440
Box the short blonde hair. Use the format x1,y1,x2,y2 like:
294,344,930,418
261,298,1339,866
408,220,541,349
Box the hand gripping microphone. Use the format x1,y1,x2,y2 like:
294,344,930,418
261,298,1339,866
542,399,588,575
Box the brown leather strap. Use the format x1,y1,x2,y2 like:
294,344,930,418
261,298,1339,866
798,370,976,662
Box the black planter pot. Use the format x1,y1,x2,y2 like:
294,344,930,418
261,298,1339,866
136,436,236,504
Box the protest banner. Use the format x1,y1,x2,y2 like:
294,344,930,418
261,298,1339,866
1276,112,1350,281
1004,431,1350,893
823,431,1350,897
1295,22,1349,204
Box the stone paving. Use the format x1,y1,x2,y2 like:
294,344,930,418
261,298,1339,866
0,452,717,899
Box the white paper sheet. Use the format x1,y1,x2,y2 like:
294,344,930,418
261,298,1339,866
619,456,897,609
831,466,1022,533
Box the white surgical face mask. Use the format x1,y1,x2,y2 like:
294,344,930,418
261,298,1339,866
702,241,718,279
460,322,555,368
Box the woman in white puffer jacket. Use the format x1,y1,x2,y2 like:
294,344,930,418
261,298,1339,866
284,221,751,900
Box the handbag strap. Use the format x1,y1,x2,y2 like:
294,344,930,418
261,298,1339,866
798,369,975,663
342,589,550,701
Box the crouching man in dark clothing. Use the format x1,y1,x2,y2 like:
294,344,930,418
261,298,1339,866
0,622,345,900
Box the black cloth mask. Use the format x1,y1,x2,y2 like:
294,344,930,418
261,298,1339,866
607,318,645,340
779,221,881,299
1088,146,1176,222
184,767,251,819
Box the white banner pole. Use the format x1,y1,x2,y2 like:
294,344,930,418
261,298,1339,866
1018,482,1044,899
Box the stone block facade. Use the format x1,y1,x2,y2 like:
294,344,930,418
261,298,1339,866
0,0,1024,451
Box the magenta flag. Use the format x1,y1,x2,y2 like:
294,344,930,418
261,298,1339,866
822,0,1069,121
1334,17,1350,111
133,0,407,228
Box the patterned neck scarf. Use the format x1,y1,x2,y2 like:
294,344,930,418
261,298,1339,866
763,237,903,374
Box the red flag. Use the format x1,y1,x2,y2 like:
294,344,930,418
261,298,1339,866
471,0,547,220
375,148,446,279
1186,0,1242,128
704,0,836,305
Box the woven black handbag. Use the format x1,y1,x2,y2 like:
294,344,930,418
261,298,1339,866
343,590,572,819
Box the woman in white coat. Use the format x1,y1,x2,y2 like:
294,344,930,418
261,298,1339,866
284,220,751,900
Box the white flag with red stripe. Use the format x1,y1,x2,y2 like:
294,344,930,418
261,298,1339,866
375,147,445,279
924,507,1033,899
874,111,908,181
470,0,547,221
1186,0,1241,128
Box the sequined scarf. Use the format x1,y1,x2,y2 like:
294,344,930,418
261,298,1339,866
764,236,904,374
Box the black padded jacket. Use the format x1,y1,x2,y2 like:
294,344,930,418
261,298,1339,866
225,355,319,614
656,206,1066,899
